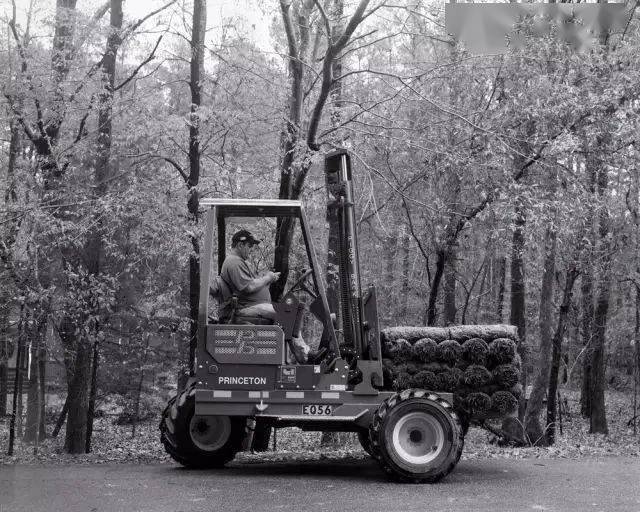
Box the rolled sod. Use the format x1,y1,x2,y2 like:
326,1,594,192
487,338,517,367
380,326,521,422
492,364,520,388
509,382,524,398
461,337,489,366
466,392,492,416
410,370,438,390
390,338,413,362
422,362,448,374
490,391,519,415
393,372,413,391
405,362,419,375
435,368,463,392
413,338,438,363
437,339,462,365
463,364,492,388
381,324,518,344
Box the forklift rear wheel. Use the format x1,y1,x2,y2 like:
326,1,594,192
160,384,245,468
369,389,463,483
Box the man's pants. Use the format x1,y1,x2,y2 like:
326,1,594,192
237,303,310,363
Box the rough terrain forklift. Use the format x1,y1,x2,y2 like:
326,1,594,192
159,150,464,482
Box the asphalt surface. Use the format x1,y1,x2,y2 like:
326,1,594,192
1,456,639,512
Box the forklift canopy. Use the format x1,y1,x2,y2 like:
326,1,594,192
199,198,303,217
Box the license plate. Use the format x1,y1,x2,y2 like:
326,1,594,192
302,404,333,416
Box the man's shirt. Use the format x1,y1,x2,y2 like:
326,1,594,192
220,253,272,309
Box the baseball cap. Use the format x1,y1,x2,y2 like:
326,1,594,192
232,229,261,246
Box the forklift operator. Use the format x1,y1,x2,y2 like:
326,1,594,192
221,230,280,319
221,230,313,362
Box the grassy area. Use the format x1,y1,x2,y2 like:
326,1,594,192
0,388,637,465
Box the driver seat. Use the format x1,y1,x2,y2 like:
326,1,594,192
210,274,275,325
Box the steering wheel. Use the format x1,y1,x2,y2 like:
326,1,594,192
282,268,317,299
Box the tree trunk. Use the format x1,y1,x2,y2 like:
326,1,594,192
472,258,489,324
524,227,556,445
426,250,445,326
85,341,99,452
52,395,69,438
443,255,457,325
24,335,41,443
186,0,207,379
510,201,527,421
0,363,7,417
38,344,46,440
0,110,22,420
545,266,579,445
7,305,26,455
495,256,506,323
400,228,411,321
589,277,610,434
579,164,597,418
383,233,397,325
64,339,92,453
589,165,610,435
580,265,594,418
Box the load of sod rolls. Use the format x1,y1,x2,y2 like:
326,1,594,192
380,324,522,420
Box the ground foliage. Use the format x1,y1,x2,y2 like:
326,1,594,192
1,389,637,465
1,0,639,455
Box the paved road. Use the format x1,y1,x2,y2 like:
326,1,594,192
1,457,639,512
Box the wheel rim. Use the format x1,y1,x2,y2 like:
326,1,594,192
391,411,445,465
189,415,232,452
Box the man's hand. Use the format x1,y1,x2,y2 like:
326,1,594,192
268,271,281,283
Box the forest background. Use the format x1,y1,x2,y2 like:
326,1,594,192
0,0,639,457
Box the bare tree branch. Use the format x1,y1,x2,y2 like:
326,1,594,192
114,35,163,91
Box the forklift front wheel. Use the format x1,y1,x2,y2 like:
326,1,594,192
369,389,462,483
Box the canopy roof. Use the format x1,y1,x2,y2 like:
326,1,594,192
200,198,303,217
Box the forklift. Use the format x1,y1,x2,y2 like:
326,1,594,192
159,150,463,482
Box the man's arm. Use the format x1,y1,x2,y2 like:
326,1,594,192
242,271,280,294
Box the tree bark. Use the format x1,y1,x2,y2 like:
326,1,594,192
495,256,506,323
7,304,26,455
579,164,597,418
85,341,99,452
426,250,445,326
589,166,610,435
524,226,556,445
443,256,457,325
0,363,7,417
64,340,92,453
580,265,594,418
186,0,207,380
51,395,69,438
24,316,46,443
510,200,527,421
545,266,579,445
400,228,411,321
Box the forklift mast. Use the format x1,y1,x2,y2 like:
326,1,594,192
325,150,367,359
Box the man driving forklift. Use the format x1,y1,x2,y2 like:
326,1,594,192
216,229,318,363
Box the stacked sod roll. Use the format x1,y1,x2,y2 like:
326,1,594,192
380,324,522,420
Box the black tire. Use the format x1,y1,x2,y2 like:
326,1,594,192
369,389,463,483
159,385,245,468
251,423,272,452
357,429,373,456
